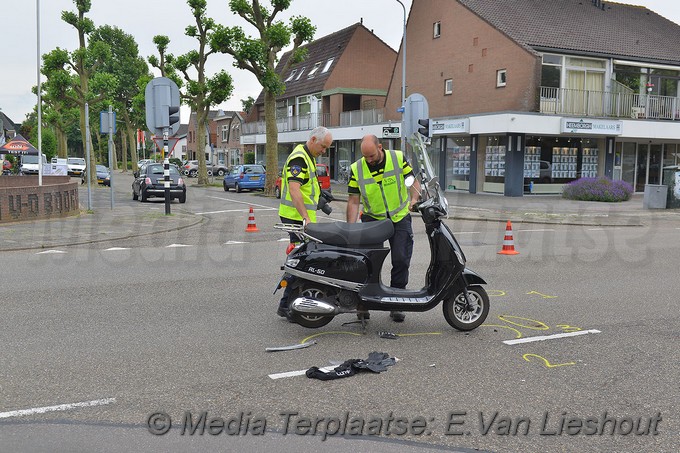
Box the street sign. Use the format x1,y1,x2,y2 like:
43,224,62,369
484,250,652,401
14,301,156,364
382,126,401,139
99,111,116,134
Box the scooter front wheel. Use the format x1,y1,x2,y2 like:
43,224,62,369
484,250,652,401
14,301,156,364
443,285,489,331
290,284,336,329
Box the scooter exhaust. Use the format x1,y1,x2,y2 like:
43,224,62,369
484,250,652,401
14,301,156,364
290,297,338,315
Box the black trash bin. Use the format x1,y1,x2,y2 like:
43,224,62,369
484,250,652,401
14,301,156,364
662,166,680,209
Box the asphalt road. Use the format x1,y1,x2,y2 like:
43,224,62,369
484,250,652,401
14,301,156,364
0,173,678,452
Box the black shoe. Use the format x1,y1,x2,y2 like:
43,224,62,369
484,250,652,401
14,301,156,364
390,311,405,322
357,312,370,320
277,306,289,318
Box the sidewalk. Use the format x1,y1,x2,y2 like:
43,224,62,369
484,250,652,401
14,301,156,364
0,178,677,252
329,181,680,227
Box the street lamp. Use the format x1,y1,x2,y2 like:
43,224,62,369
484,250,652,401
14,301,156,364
395,0,407,152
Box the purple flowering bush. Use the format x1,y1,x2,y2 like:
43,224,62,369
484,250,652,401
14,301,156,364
562,177,634,202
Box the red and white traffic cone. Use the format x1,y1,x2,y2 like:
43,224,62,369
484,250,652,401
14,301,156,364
498,220,519,255
245,206,260,232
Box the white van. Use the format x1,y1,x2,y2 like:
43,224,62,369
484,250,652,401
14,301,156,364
20,154,47,175
67,157,86,176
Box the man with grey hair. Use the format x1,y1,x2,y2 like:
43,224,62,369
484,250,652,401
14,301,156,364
277,126,333,318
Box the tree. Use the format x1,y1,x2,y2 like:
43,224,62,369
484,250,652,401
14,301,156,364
90,25,149,172
152,0,234,185
241,96,255,114
43,0,115,184
211,0,315,195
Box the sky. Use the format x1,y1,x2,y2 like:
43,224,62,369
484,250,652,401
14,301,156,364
1,0,678,125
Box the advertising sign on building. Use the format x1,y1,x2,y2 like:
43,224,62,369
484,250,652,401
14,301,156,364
561,118,623,135
431,118,470,135
382,126,401,138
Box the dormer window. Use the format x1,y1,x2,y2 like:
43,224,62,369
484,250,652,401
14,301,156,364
322,58,334,73
307,62,322,78
284,69,297,82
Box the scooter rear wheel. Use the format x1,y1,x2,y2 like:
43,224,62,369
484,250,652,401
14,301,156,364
443,285,489,331
290,285,335,329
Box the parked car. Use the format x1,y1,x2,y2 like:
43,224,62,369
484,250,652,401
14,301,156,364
81,165,111,186
223,164,266,192
137,159,154,168
67,157,86,176
182,160,229,177
274,163,332,198
132,163,186,203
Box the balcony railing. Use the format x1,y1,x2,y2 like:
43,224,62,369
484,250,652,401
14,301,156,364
242,108,386,135
540,86,680,120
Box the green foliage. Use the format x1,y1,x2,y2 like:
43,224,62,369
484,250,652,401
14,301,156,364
241,96,255,113
170,157,183,167
244,151,255,164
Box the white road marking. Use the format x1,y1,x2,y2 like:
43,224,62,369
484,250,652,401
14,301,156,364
0,398,116,419
196,208,254,215
587,228,606,231
503,329,601,345
36,250,66,255
516,229,555,232
225,241,248,245
207,196,275,210
453,231,480,235
269,367,335,380
278,238,290,242
166,244,193,248
104,247,130,251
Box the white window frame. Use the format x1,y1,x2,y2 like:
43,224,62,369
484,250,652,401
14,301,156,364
433,21,441,38
295,67,306,80
322,58,334,73
221,125,229,141
307,62,322,78
445,79,453,95
284,69,297,82
496,69,507,87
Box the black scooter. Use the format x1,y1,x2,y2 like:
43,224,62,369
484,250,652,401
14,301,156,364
274,133,489,331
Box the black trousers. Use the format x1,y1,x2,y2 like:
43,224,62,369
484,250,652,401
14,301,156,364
278,216,303,308
361,214,414,289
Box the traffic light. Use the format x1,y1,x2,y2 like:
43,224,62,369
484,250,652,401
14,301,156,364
145,77,181,137
168,106,180,136
417,118,430,137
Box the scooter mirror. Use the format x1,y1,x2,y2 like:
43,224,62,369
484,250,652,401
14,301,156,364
427,176,439,188
405,175,415,187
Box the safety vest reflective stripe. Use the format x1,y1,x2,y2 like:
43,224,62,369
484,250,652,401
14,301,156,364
353,149,409,221
279,145,319,221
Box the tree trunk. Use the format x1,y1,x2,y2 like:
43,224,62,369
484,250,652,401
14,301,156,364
196,109,209,185
264,89,278,196
121,131,128,172
122,111,138,172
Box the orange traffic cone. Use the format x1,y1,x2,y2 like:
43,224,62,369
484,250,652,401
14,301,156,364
245,206,260,232
498,220,519,255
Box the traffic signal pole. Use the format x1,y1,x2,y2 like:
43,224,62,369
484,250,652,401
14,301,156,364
163,127,171,215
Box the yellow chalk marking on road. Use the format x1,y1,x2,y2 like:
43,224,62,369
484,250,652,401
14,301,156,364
487,289,507,297
498,315,549,331
482,324,523,339
300,331,362,344
526,290,558,299
522,354,575,368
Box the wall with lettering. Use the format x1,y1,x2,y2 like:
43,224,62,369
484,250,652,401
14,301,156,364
0,176,79,223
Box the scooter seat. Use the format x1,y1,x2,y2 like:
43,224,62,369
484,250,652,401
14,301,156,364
306,220,394,247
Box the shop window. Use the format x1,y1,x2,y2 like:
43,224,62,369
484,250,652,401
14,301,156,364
444,79,453,95
447,137,472,189
484,137,507,183
433,22,441,38
496,69,507,87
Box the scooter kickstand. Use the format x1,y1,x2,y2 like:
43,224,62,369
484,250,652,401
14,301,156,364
341,316,368,334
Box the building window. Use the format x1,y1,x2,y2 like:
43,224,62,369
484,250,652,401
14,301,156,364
445,79,453,95
433,21,441,38
482,48,487,57
284,69,297,82
307,62,322,78
222,125,229,141
322,58,334,73
541,54,562,88
497,69,507,87
468,64,474,73
295,67,306,80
